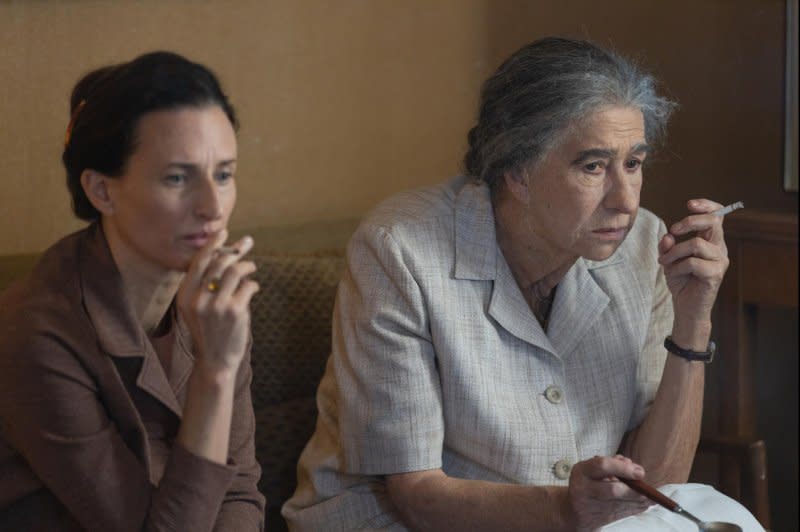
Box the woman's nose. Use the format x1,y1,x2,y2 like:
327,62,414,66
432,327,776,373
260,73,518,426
604,171,639,214
194,179,224,220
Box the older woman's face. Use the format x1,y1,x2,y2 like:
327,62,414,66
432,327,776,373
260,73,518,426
103,105,237,272
518,105,647,263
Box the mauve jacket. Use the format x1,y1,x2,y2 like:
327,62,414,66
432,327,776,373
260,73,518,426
0,224,265,531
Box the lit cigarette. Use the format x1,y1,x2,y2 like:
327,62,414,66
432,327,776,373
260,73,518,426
713,201,744,217
215,246,239,255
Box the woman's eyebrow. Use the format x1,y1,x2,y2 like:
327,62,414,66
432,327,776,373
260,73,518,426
164,159,237,170
572,148,617,164
572,143,651,164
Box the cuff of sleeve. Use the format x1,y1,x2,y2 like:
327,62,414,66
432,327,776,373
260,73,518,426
344,428,443,475
149,443,238,531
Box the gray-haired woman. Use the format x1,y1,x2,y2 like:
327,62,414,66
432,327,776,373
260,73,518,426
283,37,746,530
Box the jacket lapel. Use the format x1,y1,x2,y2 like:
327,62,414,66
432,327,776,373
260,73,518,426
547,258,613,358
453,179,557,355
488,248,557,354
79,224,183,417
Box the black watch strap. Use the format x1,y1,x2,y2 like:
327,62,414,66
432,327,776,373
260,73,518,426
663,336,716,363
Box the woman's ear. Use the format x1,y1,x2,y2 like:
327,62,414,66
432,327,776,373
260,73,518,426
80,170,115,216
502,169,530,206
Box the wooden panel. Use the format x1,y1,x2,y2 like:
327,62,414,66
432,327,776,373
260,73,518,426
715,210,797,437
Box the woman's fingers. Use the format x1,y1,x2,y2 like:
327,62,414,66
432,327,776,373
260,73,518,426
670,199,729,247
582,455,645,481
231,278,261,309
201,235,254,286
210,260,257,302
178,236,258,373
658,236,725,265
570,455,651,529
576,456,646,501
663,255,729,281
686,198,724,214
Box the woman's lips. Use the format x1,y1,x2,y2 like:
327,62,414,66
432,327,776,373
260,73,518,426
182,232,216,248
592,227,628,241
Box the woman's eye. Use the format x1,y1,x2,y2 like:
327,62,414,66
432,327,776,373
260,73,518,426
625,158,643,170
583,161,605,175
164,174,187,185
216,171,234,183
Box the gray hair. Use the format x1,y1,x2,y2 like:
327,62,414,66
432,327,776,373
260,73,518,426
464,37,676,192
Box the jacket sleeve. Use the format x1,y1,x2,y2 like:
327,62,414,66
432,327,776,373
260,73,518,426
213,346,266,531
333,223,445,475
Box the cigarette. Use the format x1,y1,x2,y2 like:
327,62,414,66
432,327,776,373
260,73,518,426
215,246,239,255
713,201,744,217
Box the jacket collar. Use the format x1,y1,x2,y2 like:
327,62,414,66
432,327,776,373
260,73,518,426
453,178,498,281
452,179,622,358
79,223,192,415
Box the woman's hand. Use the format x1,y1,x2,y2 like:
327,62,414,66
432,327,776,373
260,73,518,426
568,455,651,530
176,229,260,376
658,199,730,329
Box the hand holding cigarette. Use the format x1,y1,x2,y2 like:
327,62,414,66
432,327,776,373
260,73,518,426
657,199,732,332
176,230,260,374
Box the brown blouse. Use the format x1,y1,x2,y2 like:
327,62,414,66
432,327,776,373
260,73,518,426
0,224,265,531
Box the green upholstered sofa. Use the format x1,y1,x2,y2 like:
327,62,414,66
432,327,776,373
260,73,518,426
0,218,359,531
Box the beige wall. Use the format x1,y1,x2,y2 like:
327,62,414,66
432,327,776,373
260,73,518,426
1,0,796,255
0,0,491,254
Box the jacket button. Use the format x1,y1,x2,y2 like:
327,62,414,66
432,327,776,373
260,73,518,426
553,459,572,480
545,385,563,404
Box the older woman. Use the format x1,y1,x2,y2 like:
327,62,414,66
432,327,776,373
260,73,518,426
0,52,264,530
283,38,733,530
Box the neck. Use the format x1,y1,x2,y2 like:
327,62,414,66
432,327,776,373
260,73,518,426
102,219,184,335
494,197,577,297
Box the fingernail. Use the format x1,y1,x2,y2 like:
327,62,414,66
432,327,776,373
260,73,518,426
672,223,683,233
634,466,645,477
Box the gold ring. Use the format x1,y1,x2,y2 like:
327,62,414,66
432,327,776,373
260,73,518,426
207,279,220,292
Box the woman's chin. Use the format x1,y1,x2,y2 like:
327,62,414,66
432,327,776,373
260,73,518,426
582,242,623,262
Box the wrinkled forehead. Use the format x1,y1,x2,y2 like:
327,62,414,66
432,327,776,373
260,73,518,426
530,105,647,167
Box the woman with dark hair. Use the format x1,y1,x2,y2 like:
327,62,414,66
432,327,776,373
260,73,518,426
283,38,759,530
0,51,264,530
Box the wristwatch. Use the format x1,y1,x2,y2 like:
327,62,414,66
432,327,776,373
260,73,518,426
663,336,716,363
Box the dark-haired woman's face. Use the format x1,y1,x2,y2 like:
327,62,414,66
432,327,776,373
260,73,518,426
103,105,237,272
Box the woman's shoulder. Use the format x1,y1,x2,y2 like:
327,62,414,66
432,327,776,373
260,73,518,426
350,176,472,255
360,176,469,233
0,229,94,364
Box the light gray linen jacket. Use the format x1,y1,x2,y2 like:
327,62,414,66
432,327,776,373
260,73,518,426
283,175,672,530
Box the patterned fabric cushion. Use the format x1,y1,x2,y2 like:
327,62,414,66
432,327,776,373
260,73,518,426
249,253,344,410
248,253,345,529
255,398,319,532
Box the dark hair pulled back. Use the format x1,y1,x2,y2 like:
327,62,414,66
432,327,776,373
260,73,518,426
62,51,238,221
